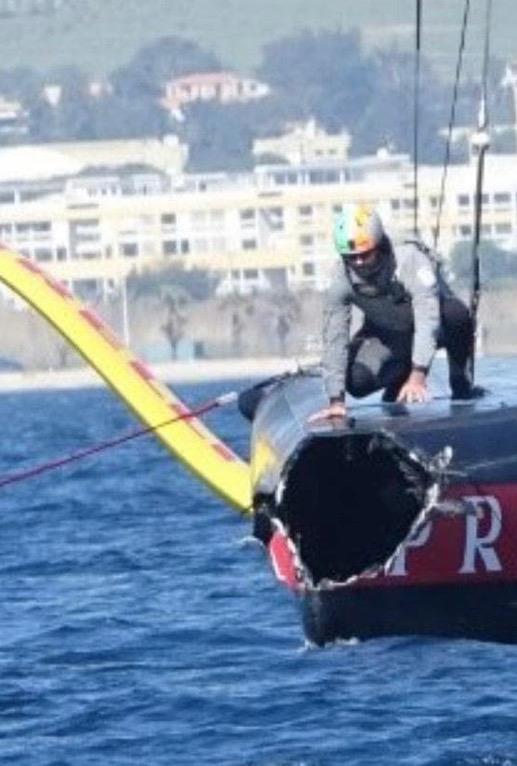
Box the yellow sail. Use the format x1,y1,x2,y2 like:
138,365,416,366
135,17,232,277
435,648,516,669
0,249,252,512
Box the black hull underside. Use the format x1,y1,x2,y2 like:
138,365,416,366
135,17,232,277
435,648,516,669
302,581,517,646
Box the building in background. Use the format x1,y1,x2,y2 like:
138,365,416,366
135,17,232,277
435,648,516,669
161,71,270,119
0,96,29,136
0,135,188,180
253,119,351,165
0,142,515,301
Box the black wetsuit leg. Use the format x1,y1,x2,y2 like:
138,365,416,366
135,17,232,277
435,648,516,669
346,334,411,400
346,295,478,402
439,296,475,398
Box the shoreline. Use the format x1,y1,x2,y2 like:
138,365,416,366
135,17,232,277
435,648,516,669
0,356,318,393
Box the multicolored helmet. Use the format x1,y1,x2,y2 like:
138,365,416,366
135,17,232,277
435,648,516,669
333,204,384,257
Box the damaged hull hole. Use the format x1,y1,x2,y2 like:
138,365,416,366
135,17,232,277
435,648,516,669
249,371,517,645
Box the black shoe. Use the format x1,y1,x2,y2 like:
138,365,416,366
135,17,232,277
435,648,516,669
451,384,486,400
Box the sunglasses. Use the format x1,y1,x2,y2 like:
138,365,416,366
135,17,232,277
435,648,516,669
347,249,378,266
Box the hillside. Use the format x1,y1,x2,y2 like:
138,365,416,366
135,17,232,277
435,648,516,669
0,0,515,80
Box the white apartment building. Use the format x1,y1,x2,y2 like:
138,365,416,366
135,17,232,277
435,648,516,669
253,119,352,165
0,148,516,301
0,136,188,185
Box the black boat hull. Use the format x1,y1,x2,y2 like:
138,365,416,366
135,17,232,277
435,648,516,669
302,581,517,646
248,370,517,645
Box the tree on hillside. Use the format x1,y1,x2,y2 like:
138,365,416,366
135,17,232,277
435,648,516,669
29,66,94,141
112,35,223,99
89,93,167,139
0,66,43,105
95,36,223,140
352,47,446,161
180,101,255,172
257,30,376,132
449,240,517,287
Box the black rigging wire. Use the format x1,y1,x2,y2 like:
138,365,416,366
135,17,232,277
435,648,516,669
412,0,422,236
433,0,471,251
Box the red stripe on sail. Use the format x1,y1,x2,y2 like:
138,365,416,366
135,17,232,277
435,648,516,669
212,442,236,462
130,359,154,381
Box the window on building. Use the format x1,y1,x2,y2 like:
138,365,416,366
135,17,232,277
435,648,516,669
429,196,439,208
459,225,472,237
457,194,470,207
302,262,315,276
298,205,313,218
300,234,314,254
180,239,190,254
333,204,343,215
495,222,512,234
242,238,257,250
15,221,51,237
161,213,176,226
120,243,138,257
263,206,284,230
80,250,102,260
390,199,401,210
240,208,256,222
73,279,99,298
273,172,298,185
163,240,177,256
19,189,46,202
34,247,52,262
309,170,339,184
494,192,511,206
0,192,14,204
244,269,259,279
56,247,68,261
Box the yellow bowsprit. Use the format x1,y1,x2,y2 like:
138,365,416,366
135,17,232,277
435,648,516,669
0,248,252,512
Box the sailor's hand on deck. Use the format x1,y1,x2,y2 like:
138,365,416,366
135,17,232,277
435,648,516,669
396,370,429,404
307,400,347,423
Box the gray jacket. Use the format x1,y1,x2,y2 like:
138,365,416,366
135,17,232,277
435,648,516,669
322,240,447,399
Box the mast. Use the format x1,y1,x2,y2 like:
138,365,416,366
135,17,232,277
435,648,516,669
412,0,422,236
467,0,492,384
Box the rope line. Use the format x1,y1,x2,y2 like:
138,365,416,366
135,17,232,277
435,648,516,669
433,0,471,251
0,391,237,490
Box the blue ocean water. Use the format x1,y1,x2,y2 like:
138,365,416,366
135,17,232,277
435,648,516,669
1,360,517,766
